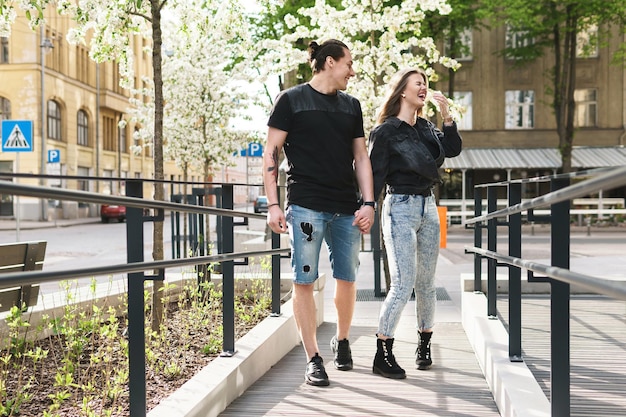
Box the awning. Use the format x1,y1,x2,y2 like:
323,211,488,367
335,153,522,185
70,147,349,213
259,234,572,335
442,146,626,170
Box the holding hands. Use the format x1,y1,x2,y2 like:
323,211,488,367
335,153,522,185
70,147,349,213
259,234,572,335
353,204,375,234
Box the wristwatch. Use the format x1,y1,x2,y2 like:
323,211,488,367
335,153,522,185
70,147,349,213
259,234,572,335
363,201,376,209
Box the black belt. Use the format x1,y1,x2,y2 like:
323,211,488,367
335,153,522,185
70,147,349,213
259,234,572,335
387,185,432,197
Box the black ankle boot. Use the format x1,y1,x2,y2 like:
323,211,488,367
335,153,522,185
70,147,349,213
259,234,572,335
416,331,432,370
373,338,406,379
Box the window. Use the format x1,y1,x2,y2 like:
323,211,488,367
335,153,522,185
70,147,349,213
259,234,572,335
77,45,91,84
0,97,10,139
444,28,473,61
118,121,127,153
103,115,116,151
1,37,8,63
505,25,534,59
0,96,11,120
133,127,141,153
576,24,598,58
103,169,114,195
77,110,89,146
47,100,62,140
120,171,127,196
451,92,472,130
505,90,534,129
574,89,597,127
45,28,63,73
77,166,90,192
145,142,153,158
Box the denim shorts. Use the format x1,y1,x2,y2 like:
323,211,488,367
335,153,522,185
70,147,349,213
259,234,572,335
285,204,361,285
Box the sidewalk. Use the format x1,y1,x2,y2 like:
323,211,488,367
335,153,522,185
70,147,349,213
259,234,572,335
220,226,626,417
215,238,504,417
0,216,101,231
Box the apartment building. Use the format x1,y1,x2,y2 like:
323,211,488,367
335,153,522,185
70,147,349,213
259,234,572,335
437,24,626,201
0,11,186,220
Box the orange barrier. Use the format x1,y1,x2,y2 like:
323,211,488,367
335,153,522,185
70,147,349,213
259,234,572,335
437,206,447,248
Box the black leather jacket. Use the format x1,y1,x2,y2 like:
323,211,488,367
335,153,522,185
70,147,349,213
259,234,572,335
369,116,462,200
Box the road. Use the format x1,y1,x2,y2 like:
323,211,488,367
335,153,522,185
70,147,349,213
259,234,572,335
0,212,271,295
1,216,623,295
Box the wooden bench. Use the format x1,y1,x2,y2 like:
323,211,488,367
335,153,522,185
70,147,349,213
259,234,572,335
0,241,46,312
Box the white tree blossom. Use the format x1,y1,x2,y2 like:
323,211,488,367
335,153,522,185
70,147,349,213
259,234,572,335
159,0,253,177
254,0,464,132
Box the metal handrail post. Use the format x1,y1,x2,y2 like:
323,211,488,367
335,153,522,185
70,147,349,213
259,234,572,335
125,179,147,417
271,229,281,315
473,188,483,292
487,186,498,317
372,210,382,297
508,182,523,361
271,185,282,315
550,176,571,416
221,184,236,355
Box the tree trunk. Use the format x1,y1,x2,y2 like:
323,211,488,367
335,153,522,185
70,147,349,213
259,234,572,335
150,0,165,332
553,5,577,174
183,163,188,258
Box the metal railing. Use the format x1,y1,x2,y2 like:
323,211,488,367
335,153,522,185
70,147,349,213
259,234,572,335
464,165,626,416
0,176,290,417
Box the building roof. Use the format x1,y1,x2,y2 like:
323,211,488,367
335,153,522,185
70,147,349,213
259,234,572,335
442,147,626,170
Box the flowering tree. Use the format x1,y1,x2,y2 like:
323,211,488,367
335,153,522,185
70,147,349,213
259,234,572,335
161,0,251,182
159,0,252,256
253,0,463,133
1,0,172,329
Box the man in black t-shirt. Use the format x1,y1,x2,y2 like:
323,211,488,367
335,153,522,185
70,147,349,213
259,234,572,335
263,39,375,387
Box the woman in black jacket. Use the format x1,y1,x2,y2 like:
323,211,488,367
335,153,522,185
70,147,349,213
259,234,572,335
369,68,462,379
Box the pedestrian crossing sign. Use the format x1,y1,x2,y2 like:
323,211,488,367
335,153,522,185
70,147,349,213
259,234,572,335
2,120,33,152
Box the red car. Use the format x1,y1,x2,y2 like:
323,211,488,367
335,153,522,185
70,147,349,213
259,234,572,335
100,204,126,223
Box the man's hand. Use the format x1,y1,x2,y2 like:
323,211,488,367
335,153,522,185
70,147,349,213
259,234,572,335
353,205,375,234
267,205,287,234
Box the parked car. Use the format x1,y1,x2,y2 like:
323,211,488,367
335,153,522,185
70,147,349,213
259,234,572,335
253,195,269,213
100,204,126,223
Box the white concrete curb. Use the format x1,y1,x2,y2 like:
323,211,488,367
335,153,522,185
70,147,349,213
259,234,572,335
462,291,550,417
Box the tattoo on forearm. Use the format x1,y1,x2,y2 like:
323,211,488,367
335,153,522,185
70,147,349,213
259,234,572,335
266,147,279,179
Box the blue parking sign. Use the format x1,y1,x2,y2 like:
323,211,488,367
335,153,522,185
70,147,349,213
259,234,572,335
2,120,33,152
234,142,264,157
48,149,60,163
247,142,263,157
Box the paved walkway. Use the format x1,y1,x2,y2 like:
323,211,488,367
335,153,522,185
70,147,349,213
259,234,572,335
219,227,626,417
220,246,501,416
218,226,504,416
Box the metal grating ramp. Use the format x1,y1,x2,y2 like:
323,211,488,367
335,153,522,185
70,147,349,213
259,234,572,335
356,287,451,302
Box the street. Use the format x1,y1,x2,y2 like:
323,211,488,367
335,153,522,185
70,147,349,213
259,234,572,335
0,211,271,295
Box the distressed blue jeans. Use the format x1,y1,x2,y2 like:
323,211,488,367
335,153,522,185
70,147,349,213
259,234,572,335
285,204,361,285
377,193,440,337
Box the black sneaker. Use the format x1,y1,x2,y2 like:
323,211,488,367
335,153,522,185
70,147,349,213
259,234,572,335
330,335,353,371
305,353,329,386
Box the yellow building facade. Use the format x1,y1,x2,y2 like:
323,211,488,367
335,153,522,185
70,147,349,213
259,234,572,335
0,11,184,220
435,23,626,201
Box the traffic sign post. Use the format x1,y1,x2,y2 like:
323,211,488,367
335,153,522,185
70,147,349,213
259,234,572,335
47,149,62,186
2,120,34,152
1,119,33,241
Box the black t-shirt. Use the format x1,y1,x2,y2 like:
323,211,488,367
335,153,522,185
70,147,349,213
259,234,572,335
268,83,365,214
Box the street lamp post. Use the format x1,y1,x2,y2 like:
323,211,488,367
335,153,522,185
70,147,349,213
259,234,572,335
40,27,53,221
